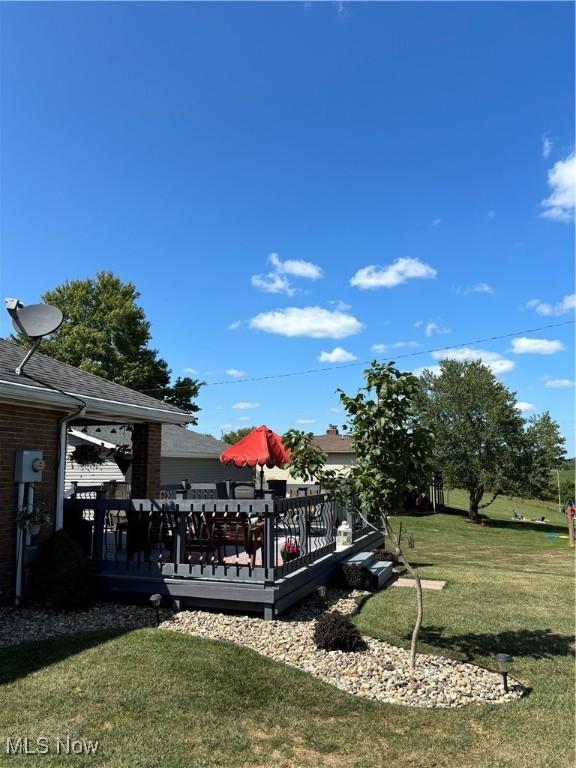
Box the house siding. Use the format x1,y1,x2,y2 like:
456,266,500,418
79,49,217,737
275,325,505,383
160,457,252,485
264,452,356,484
0,403,60,599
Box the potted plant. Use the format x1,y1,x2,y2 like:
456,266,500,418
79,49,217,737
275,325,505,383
16,501,53,536
70,442,109,468
280,538,301,563
112,444,133,475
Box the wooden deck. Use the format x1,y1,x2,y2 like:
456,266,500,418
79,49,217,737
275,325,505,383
64,493,383,618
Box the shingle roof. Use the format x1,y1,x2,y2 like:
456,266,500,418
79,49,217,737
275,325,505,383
0,338,188,418
78,424,229,458
311,432,354,453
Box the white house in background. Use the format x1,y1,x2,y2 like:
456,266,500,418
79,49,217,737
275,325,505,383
66,424,251,491
265,425,355,485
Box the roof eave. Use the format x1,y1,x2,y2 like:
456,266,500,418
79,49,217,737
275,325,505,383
0,380,190,424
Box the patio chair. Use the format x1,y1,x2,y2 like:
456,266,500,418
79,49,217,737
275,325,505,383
231,482,256,500
203,511,264,567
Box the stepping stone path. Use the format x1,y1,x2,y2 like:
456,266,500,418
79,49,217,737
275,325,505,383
392,578,447,590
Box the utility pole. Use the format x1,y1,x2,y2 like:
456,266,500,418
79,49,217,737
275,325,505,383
553,468,562,518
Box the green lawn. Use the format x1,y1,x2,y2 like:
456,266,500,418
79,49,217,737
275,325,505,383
0,500,573,768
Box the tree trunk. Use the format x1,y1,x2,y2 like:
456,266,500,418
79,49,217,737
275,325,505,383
468,488,483,522
382,513,422,670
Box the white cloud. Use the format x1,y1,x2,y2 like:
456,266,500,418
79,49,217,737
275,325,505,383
540,152,576,222
232,402,260,409
328,299,352,311
220,424,233,429
227,320,242,330
413,364,441,377
456,282,494,296
510,338,564,355
183,367,198,374
393,340,418,349
488,210,496,220
329,407,342,413
425,321,451,337
318,347,357,363
544,378,575,389
269,252,322,280
542,136,553,159
250,306,364,339
515,402,535,413
226,368,245,378
371,341,418,354
432,218,442,226
296,418,316,424
251,272,294,295
350,257,437,290
239,416,250,421
527,294,575,317
431,348,515,374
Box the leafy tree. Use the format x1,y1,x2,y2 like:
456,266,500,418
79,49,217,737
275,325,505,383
522,412,566,500
221,426,255,445
15,272,202,419
417,360,526,521
284,361,433,668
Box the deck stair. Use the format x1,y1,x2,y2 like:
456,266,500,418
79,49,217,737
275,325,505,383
342,550,395,589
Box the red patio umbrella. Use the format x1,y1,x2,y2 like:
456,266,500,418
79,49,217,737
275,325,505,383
219,425,292,493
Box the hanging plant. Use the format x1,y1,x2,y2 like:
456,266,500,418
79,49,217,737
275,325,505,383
70,443,110,468
112,444,133,475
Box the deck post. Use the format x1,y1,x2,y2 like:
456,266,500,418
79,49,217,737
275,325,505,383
93,490,106,562
263,503,275,584
174,506,187,571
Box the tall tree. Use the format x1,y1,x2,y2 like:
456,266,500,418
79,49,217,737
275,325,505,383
15,271,202,419
522,412,566,500
221,427,256,445
284,361,433,669
417,359,526,520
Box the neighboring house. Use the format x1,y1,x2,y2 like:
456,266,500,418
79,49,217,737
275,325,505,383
66,425,251,491
0,338,189,599
265,425,355,484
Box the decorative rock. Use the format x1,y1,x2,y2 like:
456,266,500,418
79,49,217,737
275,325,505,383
160,587,525,709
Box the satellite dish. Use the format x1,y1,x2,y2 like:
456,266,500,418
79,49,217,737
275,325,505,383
10,303,63,340
4,298,65,375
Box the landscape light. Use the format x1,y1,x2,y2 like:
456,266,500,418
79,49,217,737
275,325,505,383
150,593,162,626
494,653,513,692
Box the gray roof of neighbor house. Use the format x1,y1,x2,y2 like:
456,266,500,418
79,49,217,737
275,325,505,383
71,424,230,459
311,425,354,453
0,338,190,424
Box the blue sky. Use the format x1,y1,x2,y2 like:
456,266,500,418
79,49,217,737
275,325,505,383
1,2,574,451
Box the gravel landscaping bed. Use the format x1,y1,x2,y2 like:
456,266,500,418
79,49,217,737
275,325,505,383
0,602,158,648
161,589,525,709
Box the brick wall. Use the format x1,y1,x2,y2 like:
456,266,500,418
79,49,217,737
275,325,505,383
0,403,60,600
131,422,161,498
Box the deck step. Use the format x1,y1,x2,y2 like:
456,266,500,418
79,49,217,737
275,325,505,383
342,551,376,568
368,560,395,589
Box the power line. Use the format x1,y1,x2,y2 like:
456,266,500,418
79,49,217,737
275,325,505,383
154,318,575,390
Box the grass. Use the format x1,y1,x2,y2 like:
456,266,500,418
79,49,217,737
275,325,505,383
0,494,573,768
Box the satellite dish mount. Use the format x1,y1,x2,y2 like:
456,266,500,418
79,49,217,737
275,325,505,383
5,298,64,375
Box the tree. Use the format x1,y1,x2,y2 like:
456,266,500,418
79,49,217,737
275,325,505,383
284,361,433,669
221,426,255,445
522,412,566,500
417,360,526,521
16,272,202,419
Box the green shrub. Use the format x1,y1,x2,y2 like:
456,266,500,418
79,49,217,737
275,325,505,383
339,563,374,591
313,612,367,652
31,530,94,609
